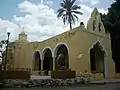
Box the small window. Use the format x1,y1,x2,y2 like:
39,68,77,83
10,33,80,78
98,22,102,32
93,20,96,31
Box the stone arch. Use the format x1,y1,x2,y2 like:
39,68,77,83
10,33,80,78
89,40,108,78
54,42,69,70
42,47,53,71
33,51,41,71
88,40,108,56
54,42,69,58
42,46,53,59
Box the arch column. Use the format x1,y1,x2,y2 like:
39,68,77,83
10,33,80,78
41,58,43,70
104,55,108,78
53,57,55,70
52,52,55,70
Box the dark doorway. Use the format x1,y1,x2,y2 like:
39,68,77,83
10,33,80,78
115,60,120,73
33,51,41,70
90,42,105,74
90,48,96,71
43,48,53,70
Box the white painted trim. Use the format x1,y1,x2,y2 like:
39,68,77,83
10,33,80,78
53,42,69,58
42,46,53,60
88,37,99,54
32,50,42,60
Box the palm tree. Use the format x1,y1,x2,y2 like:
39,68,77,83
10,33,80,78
57,0,83,30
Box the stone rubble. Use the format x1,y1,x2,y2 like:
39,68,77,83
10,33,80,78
0,76,94,88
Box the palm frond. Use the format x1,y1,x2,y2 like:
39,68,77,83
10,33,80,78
73,14,79,22
0,50,2,53
60,2,66,8
72,5,81,10
71,0,76,6
63,0,67,5
57,8,66,18
72,10,83,15
62,14,68,25
1,40,6,44
66,0,70,4
71,15,76,24
0,44,2,48
63,17,66,25
57,0,83,29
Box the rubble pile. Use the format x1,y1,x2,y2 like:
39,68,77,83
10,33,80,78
0,76,94,88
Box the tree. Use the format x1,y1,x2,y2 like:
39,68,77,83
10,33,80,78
0,40,7,68
57,0,83,29
101,0,120,73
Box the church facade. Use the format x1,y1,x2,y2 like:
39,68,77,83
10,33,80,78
6,8,118,79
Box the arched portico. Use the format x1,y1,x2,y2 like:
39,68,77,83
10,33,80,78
54,43,69,70
33,51,41,71
89,41,108,78
42,48,53,71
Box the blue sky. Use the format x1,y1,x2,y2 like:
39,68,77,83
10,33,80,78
0,0,114,41
0,0,114,20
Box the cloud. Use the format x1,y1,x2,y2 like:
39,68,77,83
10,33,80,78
0,19,19,41
90,0,100,6
98,8,108,14
78,0,100,6
75,4,107,27
0,0,107,42
79,0,90,3
13,0,69,41
44,0,53,6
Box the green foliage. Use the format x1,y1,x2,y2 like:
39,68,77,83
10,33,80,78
101,0,120,28
101,0,120,72
57,0,83,29
0,40,7,62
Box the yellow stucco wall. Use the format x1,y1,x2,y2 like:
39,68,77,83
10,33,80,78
8,8,116,79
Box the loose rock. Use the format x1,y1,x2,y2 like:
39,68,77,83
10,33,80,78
0,76,93,88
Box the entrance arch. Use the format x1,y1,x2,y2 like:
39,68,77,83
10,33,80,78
43,48,53,70
33,51,41,70
54,43,69,70
89,41,107,78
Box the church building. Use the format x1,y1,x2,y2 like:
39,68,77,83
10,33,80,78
6,8,119,79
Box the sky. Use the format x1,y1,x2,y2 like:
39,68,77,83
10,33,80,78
0,0,114,42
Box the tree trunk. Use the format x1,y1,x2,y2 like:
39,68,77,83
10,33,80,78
69,15,72,30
